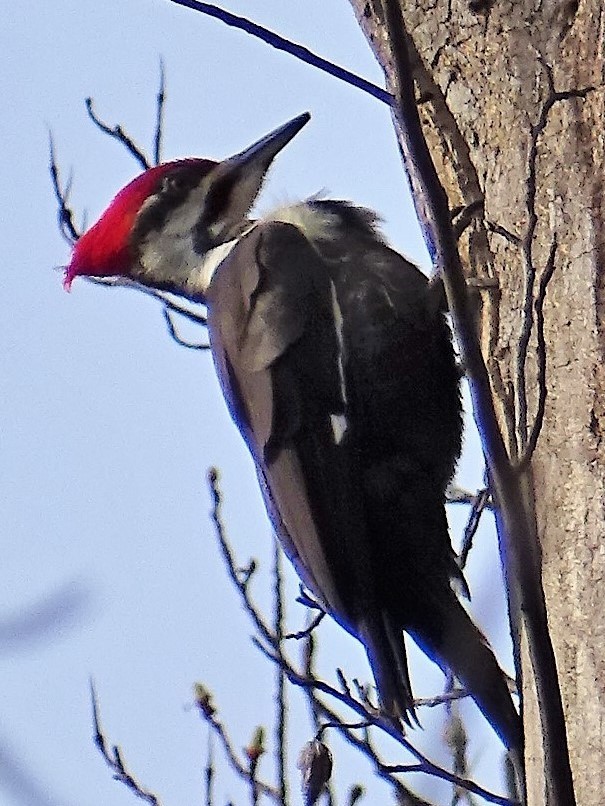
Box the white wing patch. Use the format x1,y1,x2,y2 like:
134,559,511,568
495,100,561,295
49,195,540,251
329,280,347,402
329,280,348,444
330,413,348,444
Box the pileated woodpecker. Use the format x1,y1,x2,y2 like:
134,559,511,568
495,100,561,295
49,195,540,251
64,113,521,751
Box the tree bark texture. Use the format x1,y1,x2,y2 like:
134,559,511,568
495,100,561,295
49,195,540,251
349,1,605,804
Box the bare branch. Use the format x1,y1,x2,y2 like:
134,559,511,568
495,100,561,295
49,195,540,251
443,673,474,806
414,689,470,709
272,544,288,804
458,487,491,570
207,469,276,649
206,475,515,803
254,640,517,805
244,727,264,806
193,687,279,802
163,308,210,350
284,610,325,640
48,135,80,245
445,482,492,510
87,275,208,325
90,681,161,805
154,59,166,166
301,627,336,806
167,0,393,106
85,97,151,170
205,733,214,806
296,586,326,612
316,706,432,805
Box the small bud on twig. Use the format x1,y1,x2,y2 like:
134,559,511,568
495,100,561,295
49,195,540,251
245,726,265,763
193,683,216,718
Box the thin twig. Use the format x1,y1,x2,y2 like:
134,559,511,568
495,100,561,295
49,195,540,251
273,543,288,805
90,680,161,805
317,704,431,805
154,59,166,166
459,488,491,570
414,689,470,709
167,0,393,106
88,275,208,325
85,97,151,170
48,135,80,245
194,695,279,802
284,611,325,640
207,468,276,649
205,732,214,806
443,673,474,806
445,483,493,510
163,308,210,349
255,641,517,806
303,630,336,806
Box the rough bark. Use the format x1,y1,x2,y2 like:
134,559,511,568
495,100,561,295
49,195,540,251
348,1,605,804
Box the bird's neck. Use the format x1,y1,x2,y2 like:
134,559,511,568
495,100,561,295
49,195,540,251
186,200,345,299
185,236,243,299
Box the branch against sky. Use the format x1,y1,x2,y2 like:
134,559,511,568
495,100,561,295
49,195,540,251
166,0,393,106
207,469,518,806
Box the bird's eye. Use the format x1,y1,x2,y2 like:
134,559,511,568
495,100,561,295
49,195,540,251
161,174,182,194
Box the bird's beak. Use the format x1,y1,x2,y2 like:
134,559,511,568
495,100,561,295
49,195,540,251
226,112,311,172
200,112,311,246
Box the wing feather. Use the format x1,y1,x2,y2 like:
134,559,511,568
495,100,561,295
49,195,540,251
205,221,360,622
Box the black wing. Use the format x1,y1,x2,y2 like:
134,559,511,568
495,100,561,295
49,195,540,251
205,220,415,719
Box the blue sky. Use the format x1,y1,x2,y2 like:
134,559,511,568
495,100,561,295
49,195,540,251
2,2,513,804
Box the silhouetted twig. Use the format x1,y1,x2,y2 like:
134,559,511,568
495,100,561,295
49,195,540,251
459,488,491,570
273,543,288,804
193,686,279,802
154,59,166,165
85,97,151,170
205,733,214,806
49,135,80,245
163,307,210,349
255,641,517,806
167,0,393,106
90,681,161,804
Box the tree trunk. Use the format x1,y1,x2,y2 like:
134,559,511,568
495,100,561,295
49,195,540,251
349,1,605,804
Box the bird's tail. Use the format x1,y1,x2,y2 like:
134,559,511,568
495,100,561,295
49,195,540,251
358,612,418,726
409,596,523,752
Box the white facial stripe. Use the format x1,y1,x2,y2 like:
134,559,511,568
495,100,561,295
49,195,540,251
187,238,240,294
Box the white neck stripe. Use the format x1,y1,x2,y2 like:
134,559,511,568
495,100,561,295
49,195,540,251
188,238,240,294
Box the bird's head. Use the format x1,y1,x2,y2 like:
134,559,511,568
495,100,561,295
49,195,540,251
64,112,310,298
